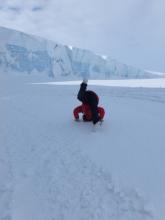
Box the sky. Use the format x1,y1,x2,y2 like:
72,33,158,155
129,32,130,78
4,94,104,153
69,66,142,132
0,0,165,72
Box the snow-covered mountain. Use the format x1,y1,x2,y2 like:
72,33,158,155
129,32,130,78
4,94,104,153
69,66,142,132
0,26,155,80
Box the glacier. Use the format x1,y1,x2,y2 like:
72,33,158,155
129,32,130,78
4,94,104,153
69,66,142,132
0,26,156,80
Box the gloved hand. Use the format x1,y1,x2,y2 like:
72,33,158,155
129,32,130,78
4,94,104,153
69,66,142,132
83,78,88,84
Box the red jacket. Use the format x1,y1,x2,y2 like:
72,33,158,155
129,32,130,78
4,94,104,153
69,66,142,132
73,104,105,121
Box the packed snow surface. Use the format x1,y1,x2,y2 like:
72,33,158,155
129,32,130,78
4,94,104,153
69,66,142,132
0,75,165,220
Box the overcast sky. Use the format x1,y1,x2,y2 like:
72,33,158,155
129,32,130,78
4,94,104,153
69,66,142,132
0,0,165,72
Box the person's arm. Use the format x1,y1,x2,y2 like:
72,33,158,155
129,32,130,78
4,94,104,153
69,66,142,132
77,82,87,102
73,105,83,120
98,107,105,120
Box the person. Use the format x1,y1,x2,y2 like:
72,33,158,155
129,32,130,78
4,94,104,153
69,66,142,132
73,80,105,124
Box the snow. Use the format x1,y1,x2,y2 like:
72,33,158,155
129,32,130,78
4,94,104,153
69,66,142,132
68,45,73,50
101,55,108,60
33,78,165,88
0,75,165,220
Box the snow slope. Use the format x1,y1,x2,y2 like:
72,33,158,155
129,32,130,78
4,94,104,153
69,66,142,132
0,75,165,220
0,26,156,80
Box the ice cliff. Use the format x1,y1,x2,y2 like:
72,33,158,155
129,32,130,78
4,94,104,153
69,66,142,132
0,26,154,80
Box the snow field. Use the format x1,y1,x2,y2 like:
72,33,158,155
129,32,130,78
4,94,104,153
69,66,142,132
0,77,165,220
